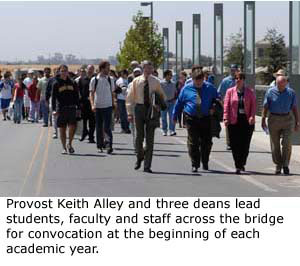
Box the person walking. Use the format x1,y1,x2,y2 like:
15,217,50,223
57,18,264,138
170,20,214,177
262,75,299,175
46,68,60,139
126,61,166,173
89,61,115,154
160,70,177,136
23,70,34,88
223,72,256,174
173,69,218,172
37,67,51,127
77,65,96,143
116,69,131,134
270,69,289,87
176,71,187,128
127,67,142,151
218,64,239,150
13,78,25,124
128,61,140,83
52,65,80,154
28,76,40,123
0,72,14,121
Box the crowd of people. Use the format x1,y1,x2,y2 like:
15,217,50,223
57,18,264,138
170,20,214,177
0,60,299,175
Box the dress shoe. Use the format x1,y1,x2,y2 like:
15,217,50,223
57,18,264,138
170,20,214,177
283,167,290,175
235,169,241,175
191,167,198,173
134,159,143,170
80,133,88,142
202,163,209,171
275,166,281,175
226,145,231,151
88,139,96,143
144,168,153,173
107,147,113,154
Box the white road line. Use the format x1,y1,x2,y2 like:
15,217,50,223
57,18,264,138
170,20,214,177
174,136,278,193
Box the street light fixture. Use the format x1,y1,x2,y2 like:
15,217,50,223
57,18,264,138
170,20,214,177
140,2,153,21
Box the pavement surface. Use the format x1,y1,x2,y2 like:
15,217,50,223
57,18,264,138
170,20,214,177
0,117,300,197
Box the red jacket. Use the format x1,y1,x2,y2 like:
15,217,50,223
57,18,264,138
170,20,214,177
28,83,40,102
223,86,256,125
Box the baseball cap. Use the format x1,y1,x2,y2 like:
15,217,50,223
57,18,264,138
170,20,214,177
133,67,142,73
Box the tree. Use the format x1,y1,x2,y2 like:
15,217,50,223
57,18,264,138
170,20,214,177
116,11,163,70
224,28,244,70
256,28,288,84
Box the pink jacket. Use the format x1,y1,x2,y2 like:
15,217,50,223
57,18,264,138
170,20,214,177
223,86,256,125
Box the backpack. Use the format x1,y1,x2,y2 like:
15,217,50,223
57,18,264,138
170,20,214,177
94,76,112,92
93,76,114,107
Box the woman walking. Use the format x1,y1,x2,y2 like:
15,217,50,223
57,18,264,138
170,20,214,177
223,72,256,174
23,84,30,121
28,76,40,123
13,78,26,124
0,72,14,120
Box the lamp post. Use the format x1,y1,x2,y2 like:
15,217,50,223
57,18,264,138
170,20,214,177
141,2,154,64
140,2,153,21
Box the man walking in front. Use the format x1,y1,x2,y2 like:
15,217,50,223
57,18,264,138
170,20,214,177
126,61,166,173
160,70,177,136
90,61,114,154
173,69,218,172
262,75,299,175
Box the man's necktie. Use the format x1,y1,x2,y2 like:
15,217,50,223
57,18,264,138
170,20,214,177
144,79,150,107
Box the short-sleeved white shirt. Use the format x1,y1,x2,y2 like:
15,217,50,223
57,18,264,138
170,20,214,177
116,77,128,101
89,75,115,109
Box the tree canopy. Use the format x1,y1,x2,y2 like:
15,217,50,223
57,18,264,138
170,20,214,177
256,28,288,84
117,11,163,70
224,28,244,70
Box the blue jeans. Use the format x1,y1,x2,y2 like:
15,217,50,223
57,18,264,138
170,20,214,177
14,97,23,123
161,101,175,133
117,99,129,131
95,107,113,149
40,99,49,125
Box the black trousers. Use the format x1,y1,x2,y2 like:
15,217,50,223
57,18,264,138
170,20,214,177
95,107,113,149
81,100,96,140
185,114,212,168
81,101,95,141
228,114,254,169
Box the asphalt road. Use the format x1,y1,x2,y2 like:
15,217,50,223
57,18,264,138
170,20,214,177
1,119,300,197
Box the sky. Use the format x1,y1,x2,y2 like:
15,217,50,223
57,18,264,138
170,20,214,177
0,1,290,61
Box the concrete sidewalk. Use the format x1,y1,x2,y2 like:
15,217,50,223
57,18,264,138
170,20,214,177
250,116,300,164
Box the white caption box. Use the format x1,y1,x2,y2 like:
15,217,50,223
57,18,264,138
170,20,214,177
0,197,299,266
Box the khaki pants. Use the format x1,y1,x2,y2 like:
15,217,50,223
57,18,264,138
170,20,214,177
134,104,156,170
268,114,293,168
